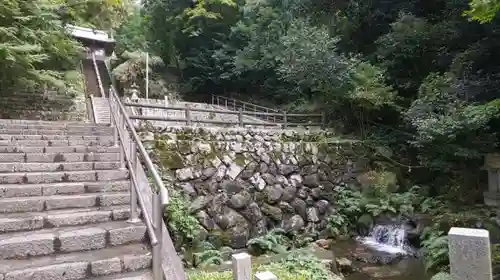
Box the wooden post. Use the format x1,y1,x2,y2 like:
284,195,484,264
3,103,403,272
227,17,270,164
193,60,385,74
238,109,243,127
283,111,288,128
185,105,192,126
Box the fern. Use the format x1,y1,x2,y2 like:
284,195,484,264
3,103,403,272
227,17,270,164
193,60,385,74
247,229,289,255
193,249,224,267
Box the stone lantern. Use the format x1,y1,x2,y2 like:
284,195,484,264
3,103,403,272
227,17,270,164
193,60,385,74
483,153,500,206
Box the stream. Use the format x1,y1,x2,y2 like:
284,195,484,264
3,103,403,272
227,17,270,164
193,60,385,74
189,224,430,280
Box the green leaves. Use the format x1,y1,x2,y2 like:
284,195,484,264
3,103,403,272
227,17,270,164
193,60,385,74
464,0,500,23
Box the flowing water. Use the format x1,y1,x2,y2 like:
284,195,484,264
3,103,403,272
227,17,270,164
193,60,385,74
337,224,430,280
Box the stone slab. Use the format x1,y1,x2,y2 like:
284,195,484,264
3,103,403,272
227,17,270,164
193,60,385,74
448,227,492,280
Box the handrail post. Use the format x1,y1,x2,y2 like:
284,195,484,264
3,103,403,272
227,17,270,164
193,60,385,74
185,105,192,126
127,140,140,224
211,94,214,105
217,96,220,106
233,100,236,111
283,111,288,129
321,112,326,129
225,99,228,109
152,192,164,280
119,113,126,169
243,103,245,112
238,109,243,127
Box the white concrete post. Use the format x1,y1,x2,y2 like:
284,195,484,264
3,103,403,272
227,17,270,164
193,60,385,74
255,271,278,280
448,227,492,280
232,253,252,280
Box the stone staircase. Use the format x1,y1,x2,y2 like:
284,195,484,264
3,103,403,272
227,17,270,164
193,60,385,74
91,97,112,124
0,119,153,280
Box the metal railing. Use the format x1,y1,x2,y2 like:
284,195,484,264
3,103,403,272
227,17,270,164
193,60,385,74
91,52,169,280
125,101,325,128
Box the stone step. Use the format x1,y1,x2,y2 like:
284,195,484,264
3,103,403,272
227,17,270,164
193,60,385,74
0,152,120,163
0,135,113,141
0,169,128,184
0,139,115,147
0,221,147,259
0,180,129,198
0,205,132,233
0,192,130,213
0,146,120,154
91,271,153,280
0,244,151,280
0,119,110,127
0,129,113,136
0,161,121,173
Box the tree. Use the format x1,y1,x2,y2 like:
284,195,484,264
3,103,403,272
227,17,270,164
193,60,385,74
465,0,500,23
0,0,81,95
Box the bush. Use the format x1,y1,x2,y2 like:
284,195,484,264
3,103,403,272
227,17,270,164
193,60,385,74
188,250,341,280
164,190,200,251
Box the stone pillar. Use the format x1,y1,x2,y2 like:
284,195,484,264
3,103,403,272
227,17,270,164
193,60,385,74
232,253,252,280
448,227,492,280
255,272,278,280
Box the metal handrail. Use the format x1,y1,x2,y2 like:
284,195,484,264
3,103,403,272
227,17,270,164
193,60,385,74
91,52,168,280
211,94,280,113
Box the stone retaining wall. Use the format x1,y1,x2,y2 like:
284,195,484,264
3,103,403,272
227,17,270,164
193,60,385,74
140,126,367,248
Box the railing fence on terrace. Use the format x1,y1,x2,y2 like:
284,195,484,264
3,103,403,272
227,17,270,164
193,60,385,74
211,94,325,126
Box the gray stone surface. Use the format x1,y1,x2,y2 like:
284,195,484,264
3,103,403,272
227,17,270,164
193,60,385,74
144,126,363,248
0,197,44,213
91,257,123,276
122,254,152,271
42,183,85,196
0,215,44,233
254,271,278,280
232,253,252,280
448,227,492,280
4,262,88,280
100,193,130,206
0,233,55,258
45,194,97,210
108,225,146,246
59,227,107,252
46,211,111,227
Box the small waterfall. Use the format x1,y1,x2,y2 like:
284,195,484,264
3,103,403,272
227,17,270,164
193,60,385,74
357,224,411,254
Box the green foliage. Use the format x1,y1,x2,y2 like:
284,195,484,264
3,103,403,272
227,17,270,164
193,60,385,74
421,229,449,273
259,251,335,280
430,272,452,280
192,242,223,268
188,251,339,280
115,8,147,54
247,229,289,255
464,0,500,23
0,0,81,95
164,189,200,251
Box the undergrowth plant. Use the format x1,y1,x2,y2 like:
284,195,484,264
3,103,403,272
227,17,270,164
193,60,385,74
164,189,200,251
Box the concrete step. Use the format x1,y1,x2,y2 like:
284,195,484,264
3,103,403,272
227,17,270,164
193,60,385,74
0,205,132,233
0,169,128,184
91,271,153,280
0,161,121,173
0,221,147,259
0,244,151,279
0,145,120,153
0,152,120,163
0,180,129,198
0,192,130,213
0,139,115,147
